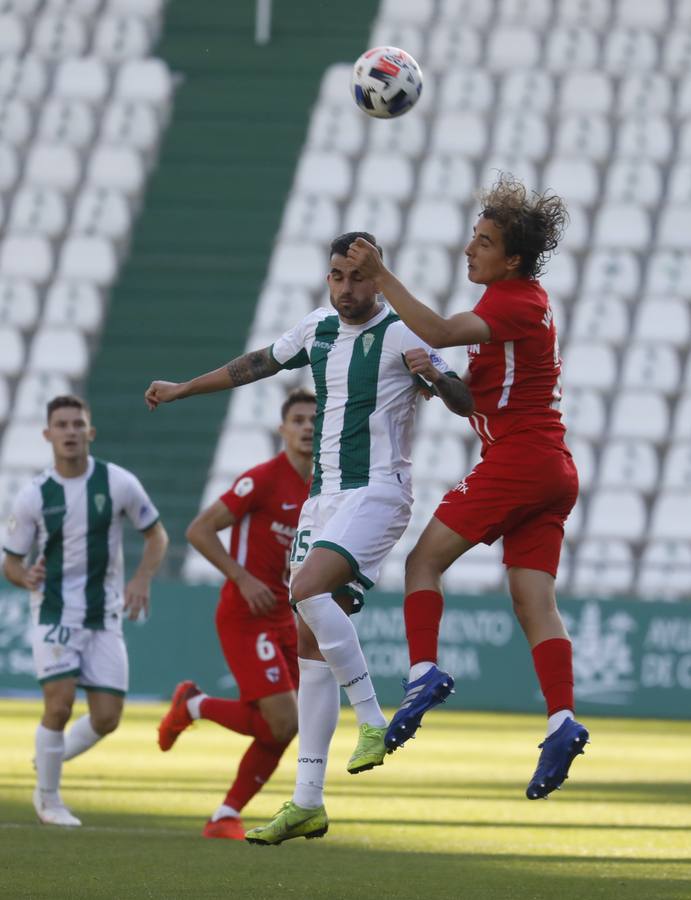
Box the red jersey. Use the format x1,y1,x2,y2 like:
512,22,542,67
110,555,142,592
219,452,309,625
467,278,566,450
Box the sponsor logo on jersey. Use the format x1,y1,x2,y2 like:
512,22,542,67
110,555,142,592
265,666,281,683
271,521,296,538
233,476,254,497
342,670,368,688
281,502,298,510
362,333,375,356
94,494,107,514
42,506,67,515
313,339,334,352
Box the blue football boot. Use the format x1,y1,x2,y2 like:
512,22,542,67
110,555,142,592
385,665,455,751
526,717,590,799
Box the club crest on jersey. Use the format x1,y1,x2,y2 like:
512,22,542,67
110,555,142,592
265,666,281,683
362,333,375,356
94,494,107,513
234,477,254,497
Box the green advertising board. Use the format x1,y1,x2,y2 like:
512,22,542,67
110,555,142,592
1,581,690,718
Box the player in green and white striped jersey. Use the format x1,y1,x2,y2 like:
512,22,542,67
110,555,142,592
2,395,168,827
145,232,474,843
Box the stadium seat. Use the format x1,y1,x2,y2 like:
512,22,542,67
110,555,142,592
618,72,672,115
412,434,466,487
569,296,629,345
0,469,33,521
295,150,351,201
25,144,81,193
418,155,475,204
394,244,453,299
224,380,286,431
92,15,151,62
487,28,541,71
0,13,27,55
478,157,538,195
591,203,651,251
378,0,435,25
305,105,365,158
564,497,583,539
609,390,670,442
368,114,427,159
581,250,640,300
598,440,659,492
0,0,41,15
253,285,313,335
341,196,402,247
357,154,414,201
556,0,610,29
438,0,494,26
211,427,275,478
107,0,165,18
71,187,132,242
632,299,690,346
268,242,324,291
604,159,662,208
615,0,670,30
677,75,691,118
660,29,691,76
499,71,554,114
181,549,225,586
644,250,691,297
99,100,162,157
430,112,487,158
54,57,109,105
317,64,351,105
492,112,550,161
0,96,31,147
542,158,599,206
0,54,47,105
43,281,103,332
437,70,493,114
57,236,117,286
559,71,613,114
86,145,145,199
620,343,681,394
13,371,72,421
572,539,635,596
444,542,504,593
279,193,339,244
673,393,691,440
0,277,39,329
417,390,469,439
560,203,589,252
9,186,69,239
616,116,672,162
561,343,618,391
113,58,172,108
37,98,96,149
661,443,691,490
544,27,600,73
28,327,88,377
667,162,691,205
603,28,658,74
567,436,596,490
405,200,464,248
679,120,691,160
0,235,53,282
32,12,89,60
561,389,607,440
638,540,691,599
585,489,647,541
538,250,577,298
656,207,691,251
0,325,24,375
426,24,482,74
497,0,552,27
0,422,53,470
554,113,611,162
649,492,691,541
0,142,19,192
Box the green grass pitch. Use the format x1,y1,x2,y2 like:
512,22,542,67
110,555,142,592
2,700,690,900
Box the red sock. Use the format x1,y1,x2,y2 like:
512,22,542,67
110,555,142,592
531,638,574,716
200,698,275,745
404,590,444,666
224,738,288,812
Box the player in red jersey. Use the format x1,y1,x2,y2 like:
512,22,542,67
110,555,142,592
348,174,589,799
157,388,316,839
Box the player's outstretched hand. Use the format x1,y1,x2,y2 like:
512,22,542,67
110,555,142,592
236,571,277,617
145,380,182,410
347,236,385,283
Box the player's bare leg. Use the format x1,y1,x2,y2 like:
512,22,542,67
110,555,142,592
34,678,81,827
508,567,589,799
63,690,123,762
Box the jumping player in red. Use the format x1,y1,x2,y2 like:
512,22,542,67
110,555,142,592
348,174,589,799
157,388,316,838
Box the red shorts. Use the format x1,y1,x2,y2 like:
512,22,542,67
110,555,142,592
215,602,299,703
434,441,578,577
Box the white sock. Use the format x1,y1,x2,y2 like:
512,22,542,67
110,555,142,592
409,661,435,682
297,594,386,728
63,715,103,761
546,709,574,737
35,724,64,795
293,657,340,809
211,803,240,821
187,694,207,720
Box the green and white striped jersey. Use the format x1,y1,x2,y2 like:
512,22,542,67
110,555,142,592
3,456,159,632
271,304,453,496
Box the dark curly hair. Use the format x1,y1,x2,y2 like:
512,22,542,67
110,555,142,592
477,173,569,278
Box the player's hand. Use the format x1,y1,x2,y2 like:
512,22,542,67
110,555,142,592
145,380,182,410
405,348,441,385
236,571,277,616
24,558,46,590
124,576,150,621
347,237,385,285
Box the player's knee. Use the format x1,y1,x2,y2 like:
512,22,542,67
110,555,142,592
44,698,74,730
290,571,312,603
265,710,298,744
90,711,121,736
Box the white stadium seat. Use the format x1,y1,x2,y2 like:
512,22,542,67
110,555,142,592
0,235,53,282
426,24,482,75
561,389,607,440
437,70,493,113
581,250,640,300
632,299,690,346
620,343,681,394
13,371,72,421
567,437,596,490
0,277,39,329
667,162,691,205
317,64,351,105
497,0,552,26
609,390,670,442
592,203,651,251
487,27,541,71
616,116,672,162
405,200,464,248
677,76,691,118
661,443,691,490
478,157,538,196
71,187,132,242
43,281,103,332
0,142,19,191
649,492,691,541
54,57,109,104
554,114,611,162
25,144,81,193
58,236,117,285
618,73,672,115
368,26,426,66
615,0,670,31
375,0,435,25
212,428,275,478
0,422,52,470
86,145,145,198
493,112,550,161
430,112,487,158
598,440,659,492
538,250,577,298
542,158,599,206
0,96,31,146
28,327,89,377
225,380,286,431
8,186,68,239
656,207,691,251
638,541,691,600
341,196,402,247
0,54,47,104
93,16,151,62
644,250,691,297
114,58,172,108
368,114,427,159
570,296,629,345
561,343,618,391
603,28,658,74
0,325,24,375
100,100,161,156
660,30,691,76
32,12,89,60
44,0,103,15
0,470,34,522
418,155,475,203
673,394,691,440
37,98,96,149
438,0,494,26
417,390,470,439
572,539,635,596
268,242,324,292
107,0,165,18
253,285,313,335
445,542,504,594
0,0,42,15
412,434,466,487
280,194,340,244
604,159,662,208
394,244,453,299
560,203,589,252
306,104,365,158
564,497,583,539
585,489,647,541
0,13,27,55
356,154,414,201
544,27,600,73
295,150,351,201
559,71,613,114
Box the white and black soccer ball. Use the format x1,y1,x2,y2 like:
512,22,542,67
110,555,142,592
351,46,423,119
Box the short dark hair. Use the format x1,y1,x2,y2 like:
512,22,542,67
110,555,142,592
46,395,90,423
478,173,569,278
281,387,316,421
330,231,383,262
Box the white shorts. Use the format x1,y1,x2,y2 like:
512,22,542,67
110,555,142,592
32,624,129,695
290,481,412,607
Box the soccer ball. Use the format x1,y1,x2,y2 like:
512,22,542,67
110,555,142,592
351,46,423,119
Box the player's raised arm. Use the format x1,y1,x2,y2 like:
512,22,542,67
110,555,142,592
404,348,475,417
145,347,282,410
347,237,490,349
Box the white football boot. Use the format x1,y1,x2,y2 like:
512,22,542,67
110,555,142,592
33,788,82,827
